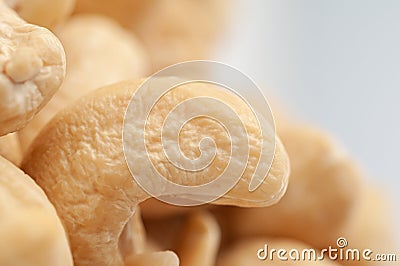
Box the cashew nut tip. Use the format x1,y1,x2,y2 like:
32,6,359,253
0,2,66,136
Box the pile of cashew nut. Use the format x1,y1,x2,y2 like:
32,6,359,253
0,1,395,266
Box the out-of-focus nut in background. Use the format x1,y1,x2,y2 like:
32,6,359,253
119,207,146,260
220,124,363,248
4,0,76,29
0,133,22,166
18,14,149,152
74,0,230,72
125,251,179,266
332,186,395,266
175,211,220,266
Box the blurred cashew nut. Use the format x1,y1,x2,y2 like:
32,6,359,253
125,251,179,266
223,124,362,248
175,211,220,266
74,0,229,71
4,0,76,29
0,132,22,165
19,14,148,153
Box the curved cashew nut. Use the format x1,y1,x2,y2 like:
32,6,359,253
0,155,72,265
22,80,290,265
18,14,148,153
4,0,76,29
223,125,362,248
217,238,341,266
175,211,220,266
0,132,22,165
0,2,66,136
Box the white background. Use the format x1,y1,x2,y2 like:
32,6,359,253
214,0,399,243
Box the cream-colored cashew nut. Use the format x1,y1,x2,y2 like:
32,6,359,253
223,124,362,248
4,0,76,29
19,14,148,152
0,2,66,136
0,132,22,165
74,0,228,71
175,211,220,266
217,238,341,266
0,155,72,266
119,207,146,258
334,186,396,266
74,0,151,28
144,214,186,252
22,80,290,265
140,198,195,219
125,251,179,266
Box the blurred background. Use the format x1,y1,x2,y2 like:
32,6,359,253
5,0,398,263
214,0,400,241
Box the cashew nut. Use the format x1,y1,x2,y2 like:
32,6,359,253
144,213,186,253
335,186,395,266
125,251,179,266
22,80,290,265
217,238,341,266
0,155,72,266
175,211,220,266
0,2,66,136
73,0,151,28
4,0,76,29
0,132,22,165
74,0,228,71
19,14,148,152
222,124,362,248
119,207,146,258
